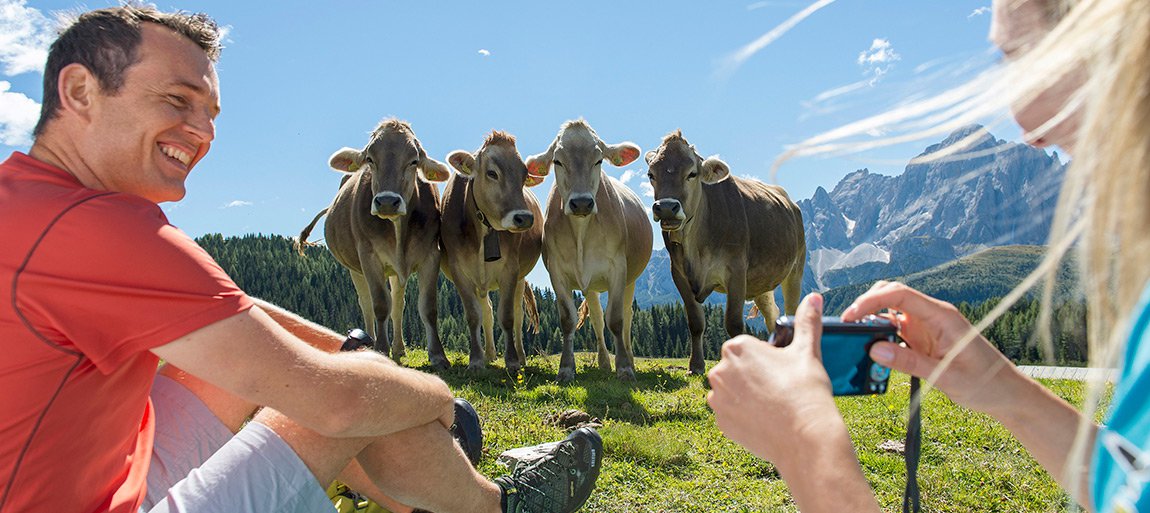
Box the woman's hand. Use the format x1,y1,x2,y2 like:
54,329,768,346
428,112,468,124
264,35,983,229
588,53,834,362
842,280,1022,415
708,293,883,513
708,293,842,466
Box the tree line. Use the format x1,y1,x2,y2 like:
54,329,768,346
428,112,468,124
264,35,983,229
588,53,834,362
197,233,1088,366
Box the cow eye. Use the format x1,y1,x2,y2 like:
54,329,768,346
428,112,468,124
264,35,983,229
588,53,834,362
687,171,698,180
364,156,374,166
553,160,564,168
595,159,604,167
486,169,498,180
409,160,419,168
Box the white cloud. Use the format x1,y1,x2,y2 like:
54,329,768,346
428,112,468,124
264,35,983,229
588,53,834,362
639,182,654,198
717,0,837,79
857,38,899,66
478,49,490,57
857,38,900,85
0,81,39,146
0,0,54,76
968,6,991,18
222,200,253,208
619,168,637,185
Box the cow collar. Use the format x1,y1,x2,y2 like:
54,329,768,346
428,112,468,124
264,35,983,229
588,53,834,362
468,185,502,262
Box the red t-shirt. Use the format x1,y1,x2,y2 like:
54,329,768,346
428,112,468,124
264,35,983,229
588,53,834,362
0,152,253,513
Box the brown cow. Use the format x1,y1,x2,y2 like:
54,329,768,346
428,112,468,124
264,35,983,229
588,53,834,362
441,131,544,373
526,120,651,382
297,119,451,370
646,130,806,375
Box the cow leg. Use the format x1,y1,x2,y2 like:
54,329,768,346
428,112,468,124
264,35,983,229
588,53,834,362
481,293,497,363
724,283,748,340
609,282,637,381
389,274,406,360
453,280,486,371
780,256,804,316
585,293,612,372
417,260,448,371
553,282,579,383
754,292,781,334
498,280,526,375
349,271,377,344
362,263,393,357
671,267,706,375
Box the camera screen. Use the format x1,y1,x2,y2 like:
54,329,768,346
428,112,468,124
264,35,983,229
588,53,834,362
821,333,891,395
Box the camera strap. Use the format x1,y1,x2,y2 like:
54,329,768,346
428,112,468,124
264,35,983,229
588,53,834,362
903,376,922,513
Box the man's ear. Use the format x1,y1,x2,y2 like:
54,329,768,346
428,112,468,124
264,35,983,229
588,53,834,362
700,156,731,184
420,157,451,182
602,142,641,167
447,150,476,177
329,148,364,173
525,173,546,187
57,63,99,122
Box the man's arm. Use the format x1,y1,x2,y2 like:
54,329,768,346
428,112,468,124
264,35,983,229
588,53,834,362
151,304,454,438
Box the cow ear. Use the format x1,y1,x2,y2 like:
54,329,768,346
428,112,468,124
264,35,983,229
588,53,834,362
700,156,731,184
329,147,364,173
526,137,558,176
525,152,552,177
420,157,451,182
603,142,641,167
645,150,657,164
525,173,546,187
447,150,476,177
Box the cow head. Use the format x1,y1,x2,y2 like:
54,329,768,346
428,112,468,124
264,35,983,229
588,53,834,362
645,130,730,231
526,119,640,217
329,119,450,220
447,130,544,232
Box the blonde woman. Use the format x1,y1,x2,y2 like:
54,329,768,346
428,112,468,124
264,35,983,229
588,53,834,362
707,0,1148,511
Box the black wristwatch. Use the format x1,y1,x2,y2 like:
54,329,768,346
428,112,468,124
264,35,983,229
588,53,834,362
341,328,374,352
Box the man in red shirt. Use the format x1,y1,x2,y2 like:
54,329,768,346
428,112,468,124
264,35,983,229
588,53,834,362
0,6,601,513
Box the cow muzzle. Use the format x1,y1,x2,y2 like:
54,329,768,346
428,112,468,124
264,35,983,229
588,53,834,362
501,210,535,233
371,192,407,219
652,199,686,230
566,194,596,217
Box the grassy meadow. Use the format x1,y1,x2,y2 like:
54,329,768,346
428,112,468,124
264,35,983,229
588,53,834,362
385,349,1103,513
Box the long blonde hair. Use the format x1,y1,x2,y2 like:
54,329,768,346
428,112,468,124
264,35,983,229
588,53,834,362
775,0,1150,496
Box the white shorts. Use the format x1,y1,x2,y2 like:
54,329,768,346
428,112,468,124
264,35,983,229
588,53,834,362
140,375,333,512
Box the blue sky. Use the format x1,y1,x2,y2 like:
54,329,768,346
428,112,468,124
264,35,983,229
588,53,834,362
1,1,1009,285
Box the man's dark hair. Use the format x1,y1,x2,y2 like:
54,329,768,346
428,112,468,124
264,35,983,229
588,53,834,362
33,5,223,136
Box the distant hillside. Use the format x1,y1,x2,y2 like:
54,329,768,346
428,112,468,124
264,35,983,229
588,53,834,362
821,245,1080,315
799,125,1066,291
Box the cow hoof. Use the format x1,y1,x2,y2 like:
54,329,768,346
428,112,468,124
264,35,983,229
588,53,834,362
597,355,612,371
617,367,636,382
506,361,522,376
429,356,451,372
557,368,576,383
688,366,706,376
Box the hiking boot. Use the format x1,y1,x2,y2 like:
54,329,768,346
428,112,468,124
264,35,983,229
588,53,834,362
450,398,484,466
495,428,603,513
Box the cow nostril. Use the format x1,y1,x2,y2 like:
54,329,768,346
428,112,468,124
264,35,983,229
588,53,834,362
513,213,534,228
569,198,595,213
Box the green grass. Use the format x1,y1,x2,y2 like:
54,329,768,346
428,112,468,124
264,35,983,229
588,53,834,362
390,349,1104,512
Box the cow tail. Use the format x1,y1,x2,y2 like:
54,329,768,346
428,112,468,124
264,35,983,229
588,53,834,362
576,299,589,330
295,207,329,256
523,281,541,334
